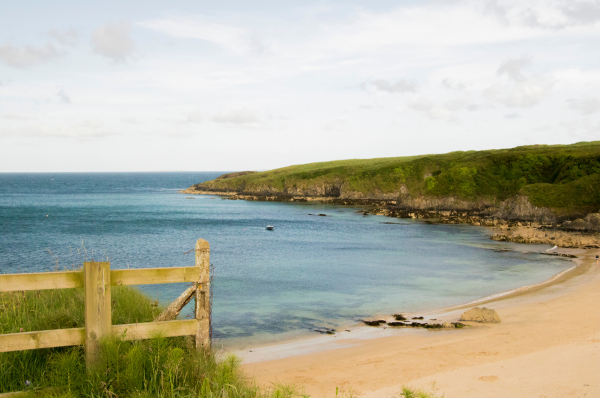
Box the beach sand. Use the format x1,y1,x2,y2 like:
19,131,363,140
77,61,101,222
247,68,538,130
240,247,600,397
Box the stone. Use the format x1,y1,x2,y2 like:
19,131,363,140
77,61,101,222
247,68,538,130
585,213,600,231
460,307,501,323
442,323,452,328
363,320,386,326
387,322,406,327
393,314,407,321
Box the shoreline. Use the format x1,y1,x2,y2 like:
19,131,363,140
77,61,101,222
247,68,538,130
232,246,583,363
239,246,599,397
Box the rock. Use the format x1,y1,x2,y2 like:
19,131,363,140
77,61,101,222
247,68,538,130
422,323,443,329
460,307,501,323
452,322,466,328
393,314,407,321
585,213,600,231
412,316,424,320
363,320,386,326
314,327,336,334
442,323,452,328
567,218,587,230
387,322,406,327
318,214,327,217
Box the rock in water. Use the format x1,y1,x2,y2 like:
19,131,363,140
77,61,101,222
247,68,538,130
460,307,501,323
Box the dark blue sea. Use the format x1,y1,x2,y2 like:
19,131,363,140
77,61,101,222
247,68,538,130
0,172,570,347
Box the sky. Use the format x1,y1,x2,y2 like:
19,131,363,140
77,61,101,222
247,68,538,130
1,0,599,172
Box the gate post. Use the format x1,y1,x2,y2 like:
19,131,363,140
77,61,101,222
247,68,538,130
194,239,210,350
84,261,111,367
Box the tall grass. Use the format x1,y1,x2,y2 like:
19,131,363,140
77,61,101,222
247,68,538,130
0,286,277,397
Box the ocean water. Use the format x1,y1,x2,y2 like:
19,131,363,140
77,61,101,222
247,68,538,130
0,172,571,347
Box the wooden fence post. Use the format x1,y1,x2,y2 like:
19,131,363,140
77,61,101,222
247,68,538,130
194,239,210,350
84,262,111,368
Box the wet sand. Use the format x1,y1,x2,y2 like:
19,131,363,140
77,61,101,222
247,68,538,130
239,248,600,397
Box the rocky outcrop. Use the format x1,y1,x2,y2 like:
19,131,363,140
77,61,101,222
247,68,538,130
491,225,600,248
561,213,600,232
183,182,600,247
460,307,501,323
490,196,556,224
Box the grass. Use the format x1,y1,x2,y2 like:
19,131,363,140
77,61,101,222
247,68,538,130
0,286,438,398
0,286,283,397
191,141,600,214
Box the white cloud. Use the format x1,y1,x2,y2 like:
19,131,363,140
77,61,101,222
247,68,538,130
323,117,348,130
442,78,466,90
47,28,79,46
485,0,600,30
485,56,554,108
485,77,554,108
560,117,600,139
497,55,531,81
91,22,135,62
139,18,263,55
362,79,418,93
56,89,71,104
212,107,262,125
0,43,60,68
406,97,457,121
567,97,600,114
2,113,38,121
186,109,203,123
1,119,115,139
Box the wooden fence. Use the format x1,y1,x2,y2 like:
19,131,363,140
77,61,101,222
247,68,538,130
0,239,211,368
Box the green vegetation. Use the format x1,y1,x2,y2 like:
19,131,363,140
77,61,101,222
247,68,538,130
1,286,437,398
0,287,287,397
193,141,600,214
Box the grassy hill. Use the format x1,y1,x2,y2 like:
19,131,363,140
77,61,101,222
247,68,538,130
189,141,600,216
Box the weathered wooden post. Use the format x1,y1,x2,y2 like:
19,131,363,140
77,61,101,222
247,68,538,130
194,239,210,350
84,261,111,367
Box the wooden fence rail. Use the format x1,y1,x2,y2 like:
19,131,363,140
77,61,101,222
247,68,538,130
0,239,211,362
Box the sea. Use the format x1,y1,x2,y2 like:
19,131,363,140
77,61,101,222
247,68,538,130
0,172,571,347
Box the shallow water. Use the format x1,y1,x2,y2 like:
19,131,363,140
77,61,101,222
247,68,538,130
0,172,571,347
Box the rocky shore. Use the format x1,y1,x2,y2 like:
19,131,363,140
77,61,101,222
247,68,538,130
181,188,600,248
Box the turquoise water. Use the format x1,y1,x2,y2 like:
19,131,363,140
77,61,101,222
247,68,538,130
0,173,571,347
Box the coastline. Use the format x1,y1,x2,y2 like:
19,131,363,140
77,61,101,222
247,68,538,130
233,246,582,362
183,190,600,395
238,246,600,397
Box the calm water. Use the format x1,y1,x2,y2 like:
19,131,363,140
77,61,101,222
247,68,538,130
0,172,570,347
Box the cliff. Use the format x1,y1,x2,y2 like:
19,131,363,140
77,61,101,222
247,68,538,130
185,141,600,228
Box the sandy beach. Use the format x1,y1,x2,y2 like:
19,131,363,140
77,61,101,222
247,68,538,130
240,247,600,398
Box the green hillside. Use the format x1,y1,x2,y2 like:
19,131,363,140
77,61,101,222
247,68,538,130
190,141,600,215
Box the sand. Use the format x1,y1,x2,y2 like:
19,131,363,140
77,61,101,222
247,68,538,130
239,247,600,398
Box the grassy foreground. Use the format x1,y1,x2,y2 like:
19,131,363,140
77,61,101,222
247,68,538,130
0,286,435,398
192,141,600,215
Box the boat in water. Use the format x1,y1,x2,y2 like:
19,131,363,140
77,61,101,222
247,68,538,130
266,225,274,230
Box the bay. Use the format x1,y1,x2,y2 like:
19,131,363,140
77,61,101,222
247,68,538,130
0,172,570,347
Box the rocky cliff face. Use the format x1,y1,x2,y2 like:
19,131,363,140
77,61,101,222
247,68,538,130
186,184,600,235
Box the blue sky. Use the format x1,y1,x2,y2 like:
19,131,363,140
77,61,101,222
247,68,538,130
1,0,599,172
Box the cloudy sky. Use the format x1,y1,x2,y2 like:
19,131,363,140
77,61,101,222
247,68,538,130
1,0,599,172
